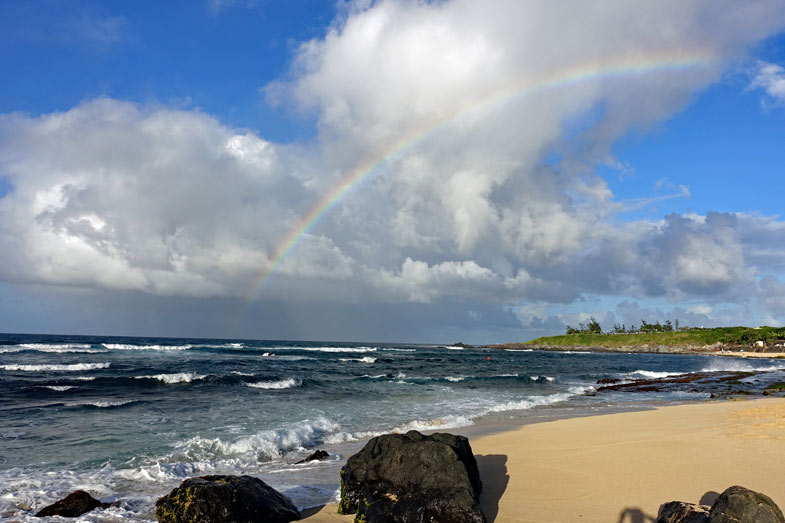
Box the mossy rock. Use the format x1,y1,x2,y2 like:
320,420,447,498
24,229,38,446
155,475,299,523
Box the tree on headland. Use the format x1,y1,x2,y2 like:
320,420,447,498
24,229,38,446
565,316,602,334
566,318,684,335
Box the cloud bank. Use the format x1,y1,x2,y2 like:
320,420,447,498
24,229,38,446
1,0,785,337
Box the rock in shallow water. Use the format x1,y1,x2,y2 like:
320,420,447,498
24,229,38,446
35,490,110,518
154,474,300,523
296,449,330,464
338,430,485,523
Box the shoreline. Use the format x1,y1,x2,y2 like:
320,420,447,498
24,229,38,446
301,397,785,522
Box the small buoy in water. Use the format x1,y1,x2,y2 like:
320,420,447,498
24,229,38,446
486,356,491,361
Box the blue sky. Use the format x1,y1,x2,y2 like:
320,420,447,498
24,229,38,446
0,0,784,342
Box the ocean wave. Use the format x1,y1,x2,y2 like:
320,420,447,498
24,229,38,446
135,372,206,384
0,363,110,372
445,376,465,382
246,378,302,390
174,418,340,462
487,386,595,413
323,415,475,444
505,349,534,352
296,347,377,353
700,359,785,373
382,348,417,352
231,371,255,377
67,399,138,408
39,385,76,391
391,415,474,432
338,357,376,363
102,343,193,351
530,375,556,382
1,343,103,354
628,370,684,379
443,346,465,350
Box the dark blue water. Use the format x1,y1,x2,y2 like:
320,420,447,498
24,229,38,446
2,333,784,521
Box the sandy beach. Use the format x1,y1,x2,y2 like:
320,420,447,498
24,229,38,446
302,398,785,523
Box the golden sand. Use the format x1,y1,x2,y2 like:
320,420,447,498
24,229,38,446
301,398,785,522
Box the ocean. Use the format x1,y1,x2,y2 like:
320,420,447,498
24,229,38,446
2,332,784,521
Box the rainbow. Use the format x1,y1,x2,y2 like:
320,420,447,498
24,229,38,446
245,51,716,301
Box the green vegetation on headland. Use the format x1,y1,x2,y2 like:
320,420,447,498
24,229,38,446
493,323,785,352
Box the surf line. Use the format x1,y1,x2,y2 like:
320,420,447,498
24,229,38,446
245,51,716,302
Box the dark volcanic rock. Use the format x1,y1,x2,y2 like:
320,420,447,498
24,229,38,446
597,378,621,384
35,490,110,518
155,475,299,523
296,449,330,464
657,501,710,523
709,485,785,523
338,430,485,523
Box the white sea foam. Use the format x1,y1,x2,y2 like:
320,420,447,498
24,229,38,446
338,357,376,363
1,343,103,354
136,372,206,384
382,348,416,352
246,378,302,390
231,371,255,376
68,400,136,408
505,349,534,352
102,343,193,351
40,385,76,391
628,370,683,379
261,355,314,362
700,358,785,373
0,363,110,372
174,418,340,461
445,376,465,382
530,376,556,382
391,415,474,432
296,347,377,353
444,346,465,350
488,386,595,413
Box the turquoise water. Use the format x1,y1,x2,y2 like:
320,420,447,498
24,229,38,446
2,333,783,521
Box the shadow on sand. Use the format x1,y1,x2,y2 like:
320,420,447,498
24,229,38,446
617,507,656,523
477,454,509,523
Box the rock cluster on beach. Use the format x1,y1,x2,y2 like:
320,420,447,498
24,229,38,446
658,485,785,523
338,430,486,523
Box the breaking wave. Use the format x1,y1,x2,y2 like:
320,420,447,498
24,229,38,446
338,357,376,363
135,373,207,384
103,343,193,351
488,386,595,413
246,378,302,390
0,363,110,372
628,370,684,379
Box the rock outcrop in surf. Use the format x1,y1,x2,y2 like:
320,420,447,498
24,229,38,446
154,475,300,523
34,490,110,518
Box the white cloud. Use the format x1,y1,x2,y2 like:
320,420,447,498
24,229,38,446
2,0,785,331
750,61,785,106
